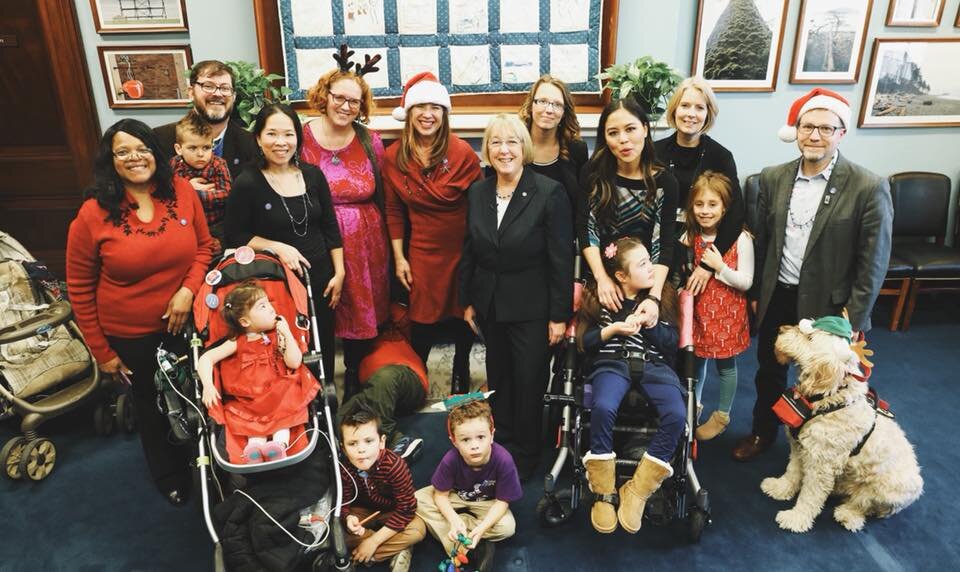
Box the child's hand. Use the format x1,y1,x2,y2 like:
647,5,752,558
700,244,725,273
467,526,487,551
189,177,215,192
446,516,468,543
608,320,641,337
201,383,221,408
352,536,380,564
345,514,365,536
275,315,292,337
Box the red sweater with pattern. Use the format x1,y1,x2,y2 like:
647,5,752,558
66,177,213,363
339,449,417,532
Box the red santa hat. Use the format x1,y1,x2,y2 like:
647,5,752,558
391,72,451,121
777,88,851,142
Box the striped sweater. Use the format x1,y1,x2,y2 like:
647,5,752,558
339,449,417,532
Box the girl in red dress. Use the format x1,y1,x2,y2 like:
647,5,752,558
199,282,319,463
681,172,754,440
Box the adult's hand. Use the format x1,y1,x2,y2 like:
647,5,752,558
596,273,623,312
270,241,311,276
686,266,713,296
548,321,565,345
464,305,479,335
99,356,131,375
324,273,344,308
395,257,413,291
635,297,660,328
162,286,194,334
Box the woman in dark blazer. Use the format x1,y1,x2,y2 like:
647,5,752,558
460,114,574,480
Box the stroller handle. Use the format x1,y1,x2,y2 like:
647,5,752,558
679,289,694,349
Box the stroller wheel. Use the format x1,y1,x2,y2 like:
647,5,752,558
93,403,114,436
116,393,137,433
1,436,27,480
688,508,709,543
536,488,576,527
19,438,56,481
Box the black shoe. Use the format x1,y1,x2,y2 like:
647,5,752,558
391,435,423,463
166,489,187,506
450,371,470,394
469,541,496,572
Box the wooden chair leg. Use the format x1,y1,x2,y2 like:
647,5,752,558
901,279,921,331
889,278,910,331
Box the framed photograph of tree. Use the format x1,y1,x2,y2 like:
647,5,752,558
859,38,960,128
885,0,945,27
791,0,872,84
691,0,789,92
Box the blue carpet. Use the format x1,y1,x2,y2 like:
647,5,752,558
2,298,958,571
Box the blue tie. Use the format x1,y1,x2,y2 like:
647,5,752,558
213,136,224,158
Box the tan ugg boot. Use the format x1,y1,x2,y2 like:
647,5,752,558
617,454,672,534
584,452,618,533
695,410,730,441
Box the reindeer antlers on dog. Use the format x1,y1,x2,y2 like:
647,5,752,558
332,44,381,77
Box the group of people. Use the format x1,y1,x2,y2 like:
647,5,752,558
64,44,893,570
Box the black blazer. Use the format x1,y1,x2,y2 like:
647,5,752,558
154,118,258,180
460,169,574,323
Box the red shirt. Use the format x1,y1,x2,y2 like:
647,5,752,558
358,330,429,393
66,177,213,363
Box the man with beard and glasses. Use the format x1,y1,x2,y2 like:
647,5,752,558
155,60,257,180
732,88,893,463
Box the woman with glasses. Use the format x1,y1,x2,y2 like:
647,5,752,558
460,114,573,480
225,104,344,388
300,65,388,400
654,77,743,295
382,73,481,394
66,119,214,506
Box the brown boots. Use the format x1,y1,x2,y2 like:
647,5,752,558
695,410,730,441
583,452,618,533
617,454,672,534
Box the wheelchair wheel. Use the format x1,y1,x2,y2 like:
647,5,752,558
536,488,576,527
688,508,709,543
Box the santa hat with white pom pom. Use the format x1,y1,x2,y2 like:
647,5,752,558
777,87,851,143
391,71,451,122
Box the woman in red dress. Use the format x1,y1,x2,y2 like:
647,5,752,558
383,73,481,393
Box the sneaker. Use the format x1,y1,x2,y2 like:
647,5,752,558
242,442,264,464
389,547,413,572
391,435,423,462
470,541,496,572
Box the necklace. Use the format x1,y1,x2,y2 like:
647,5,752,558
496,189,514,201
264,169,312,237
320,118,352,165
787,194,818,230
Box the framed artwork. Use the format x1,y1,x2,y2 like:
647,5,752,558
791,0,872,84
691,0,790,92
956,5,959,27
859,38,960,128
885,0,945,27
89,0,189,34
97,45,193,109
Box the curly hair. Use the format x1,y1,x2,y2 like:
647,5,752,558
85,118,175,226
518,75,582,162
306,69,376,124
448,400,494,435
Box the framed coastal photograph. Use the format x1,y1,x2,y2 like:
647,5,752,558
89,0,189,34
691,0,790,92
97,45,193,109
859,38,960,128
885,0,945,27
790,0,872,84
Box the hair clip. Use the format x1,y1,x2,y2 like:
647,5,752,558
332,44,382,77
604,243,618,259
224,302,232,309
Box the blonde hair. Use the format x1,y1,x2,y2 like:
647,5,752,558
480,113,534,166
396,105,450,174
306,69,376,124
518,74,582,162
665,77,719,134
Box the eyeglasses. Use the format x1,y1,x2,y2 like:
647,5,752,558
488,138,522,149
533,98,564,111
195,82,235,96
329,92,362,110
798,123,842,137
113,147,154,160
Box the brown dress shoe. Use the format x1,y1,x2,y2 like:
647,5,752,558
732,434,773,462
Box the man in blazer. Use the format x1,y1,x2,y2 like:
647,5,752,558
460,116,574,479
154,60,257,179
733,88,893,462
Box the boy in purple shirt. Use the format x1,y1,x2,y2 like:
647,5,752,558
416,400,520,571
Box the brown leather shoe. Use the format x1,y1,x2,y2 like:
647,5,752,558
732,434,773,462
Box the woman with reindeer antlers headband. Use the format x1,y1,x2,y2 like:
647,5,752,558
300,46,389,401
382,72,482,395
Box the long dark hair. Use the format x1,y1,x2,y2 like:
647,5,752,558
252,103,304,169
85,118,174,225
586,99,661,229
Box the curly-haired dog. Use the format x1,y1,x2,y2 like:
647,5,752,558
760,319,922,533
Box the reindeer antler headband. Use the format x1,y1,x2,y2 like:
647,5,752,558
332,44,381,77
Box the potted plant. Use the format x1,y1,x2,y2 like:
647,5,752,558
596,56,683,121
225,60,292,131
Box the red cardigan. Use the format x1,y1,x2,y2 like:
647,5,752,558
66,177,213,363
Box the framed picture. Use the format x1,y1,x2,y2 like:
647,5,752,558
97,45,193,109
859,38,960,128
89,0,189,34
691,0,790,92
955,5,959,27
790,0,872,84
885,0,945,27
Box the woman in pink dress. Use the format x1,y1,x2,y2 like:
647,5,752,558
300,51,388,400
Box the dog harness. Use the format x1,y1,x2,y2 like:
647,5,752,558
775,387,893,457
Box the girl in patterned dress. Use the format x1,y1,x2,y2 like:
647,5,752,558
681,171,754,440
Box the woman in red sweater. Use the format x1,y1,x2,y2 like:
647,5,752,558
67,119,213,505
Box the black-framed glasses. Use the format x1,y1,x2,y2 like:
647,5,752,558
798,123,842,137
329,92,362,110
195,82,235,96
533,98,564,111
113,147,154,160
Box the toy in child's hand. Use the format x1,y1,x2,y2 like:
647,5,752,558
438,534,472,571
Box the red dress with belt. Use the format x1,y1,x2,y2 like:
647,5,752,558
383,135,480,324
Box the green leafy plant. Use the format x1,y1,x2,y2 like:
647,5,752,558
225,60,292,131
596,56,683,120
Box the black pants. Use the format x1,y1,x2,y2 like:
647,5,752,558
411,318,474,377
307,266,337,385
478,312,551,462
108,333,191,494
751,283,799,440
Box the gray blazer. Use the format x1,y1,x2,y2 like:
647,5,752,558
752,153,893,332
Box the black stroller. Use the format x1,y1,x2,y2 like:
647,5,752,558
154,249,353,571
537,262,711,542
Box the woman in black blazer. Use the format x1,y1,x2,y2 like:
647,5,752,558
461,114,574,480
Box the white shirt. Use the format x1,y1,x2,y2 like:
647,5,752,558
778,152,838,285
680,231,755,292
496,193,512,228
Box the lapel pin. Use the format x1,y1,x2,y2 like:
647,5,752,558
522,192,527,197
179,218,188,226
